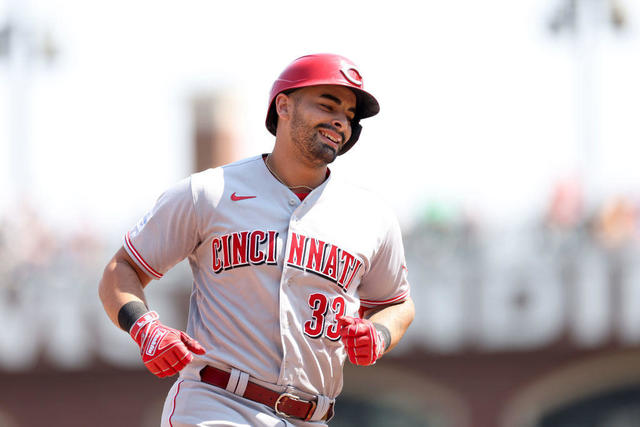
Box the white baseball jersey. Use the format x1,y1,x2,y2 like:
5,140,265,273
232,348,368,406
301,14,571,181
124,155,410,400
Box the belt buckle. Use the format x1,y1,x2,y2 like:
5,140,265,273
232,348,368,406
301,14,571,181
275,392,317,421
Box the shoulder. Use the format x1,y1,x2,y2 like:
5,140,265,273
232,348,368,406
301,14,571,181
189,155,263,205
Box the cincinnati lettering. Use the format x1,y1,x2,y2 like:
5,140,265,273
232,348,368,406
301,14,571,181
286,232,363,292
212,230,278,273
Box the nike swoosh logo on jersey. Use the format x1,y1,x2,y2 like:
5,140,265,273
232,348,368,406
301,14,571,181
231,192,256,201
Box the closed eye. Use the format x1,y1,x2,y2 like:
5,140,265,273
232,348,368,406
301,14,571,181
320,103,354,121
319,93,356,121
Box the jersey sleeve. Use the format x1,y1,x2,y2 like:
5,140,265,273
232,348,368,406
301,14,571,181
357,212,410,309
123,176,200,279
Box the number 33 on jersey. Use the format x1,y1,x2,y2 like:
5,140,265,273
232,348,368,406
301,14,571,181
123,156,410,398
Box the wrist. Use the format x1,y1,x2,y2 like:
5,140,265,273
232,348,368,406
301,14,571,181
117,300,150,333
372,323,391,353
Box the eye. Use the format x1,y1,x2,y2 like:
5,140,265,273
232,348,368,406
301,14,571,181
319,103,333,111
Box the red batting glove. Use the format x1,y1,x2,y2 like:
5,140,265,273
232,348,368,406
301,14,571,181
129,311,206,378
337,315,386,366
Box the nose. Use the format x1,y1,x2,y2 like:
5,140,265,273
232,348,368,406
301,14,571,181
331,114,351,135
331,119,351,143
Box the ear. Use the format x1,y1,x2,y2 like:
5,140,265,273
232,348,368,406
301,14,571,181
275,93,291,120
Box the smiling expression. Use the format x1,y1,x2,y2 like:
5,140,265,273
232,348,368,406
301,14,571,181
286,85,357,165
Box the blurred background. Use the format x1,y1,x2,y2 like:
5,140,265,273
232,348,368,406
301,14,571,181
1,0,640,426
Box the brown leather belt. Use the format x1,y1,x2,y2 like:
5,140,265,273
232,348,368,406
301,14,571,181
199,366,333,421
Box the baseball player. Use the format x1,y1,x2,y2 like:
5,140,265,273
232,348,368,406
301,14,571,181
98,53,414,426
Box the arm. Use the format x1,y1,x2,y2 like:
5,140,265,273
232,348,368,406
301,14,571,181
338,297,415,366
98,246,152,329
362,296,415,354
98,246,204,377
339,208,413,364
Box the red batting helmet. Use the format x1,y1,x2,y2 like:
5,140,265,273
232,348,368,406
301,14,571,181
265,53,380,155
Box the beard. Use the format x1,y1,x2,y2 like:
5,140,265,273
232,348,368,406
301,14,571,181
289,107,342,165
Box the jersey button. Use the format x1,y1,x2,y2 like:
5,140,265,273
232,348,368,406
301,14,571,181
288,199,296,206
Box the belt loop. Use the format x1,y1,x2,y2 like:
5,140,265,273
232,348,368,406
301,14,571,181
226,369,241,394
234,371,249,396
309,395,331,422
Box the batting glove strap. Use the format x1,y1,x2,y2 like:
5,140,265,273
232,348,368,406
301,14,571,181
129,311,159,345
372,323,391,353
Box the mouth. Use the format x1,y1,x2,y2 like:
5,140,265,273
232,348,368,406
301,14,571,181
318,128,342,150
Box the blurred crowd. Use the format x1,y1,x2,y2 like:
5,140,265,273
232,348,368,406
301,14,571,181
401,178,640,353
408,177,640,257
0,199,105,294
0,199,191,371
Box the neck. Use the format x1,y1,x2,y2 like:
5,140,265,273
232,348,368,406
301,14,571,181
267,146,328,190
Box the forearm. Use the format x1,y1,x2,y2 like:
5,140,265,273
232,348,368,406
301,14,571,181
364,297,415,353
98,247,151,329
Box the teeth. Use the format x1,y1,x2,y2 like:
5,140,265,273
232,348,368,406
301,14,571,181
320,130,338,143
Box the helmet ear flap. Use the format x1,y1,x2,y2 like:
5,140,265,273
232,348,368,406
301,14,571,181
266,103,278,135
339,120,362,155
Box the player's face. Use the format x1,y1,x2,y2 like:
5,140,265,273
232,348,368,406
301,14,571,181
288,85,356,165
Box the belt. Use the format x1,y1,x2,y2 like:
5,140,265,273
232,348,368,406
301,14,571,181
199,366,334,422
